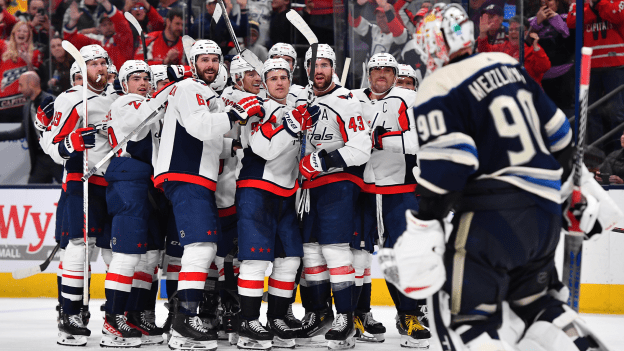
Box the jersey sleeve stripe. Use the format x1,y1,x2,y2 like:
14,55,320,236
398,102,409,131
544,110,572,153
52,106,80,144
336,115,349,142
418,133,479,169
259,118,285,140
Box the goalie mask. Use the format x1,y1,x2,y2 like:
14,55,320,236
305,43,336,71
189,40,222,77
424,4,474,72
210,63,229,93
119,60,152,94
268,43,297,73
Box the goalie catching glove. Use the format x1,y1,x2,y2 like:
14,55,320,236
378,209,449,299
227,96,264,122
283,104,321,137
59,127,97,158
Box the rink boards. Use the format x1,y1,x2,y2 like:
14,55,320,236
1,186,624,314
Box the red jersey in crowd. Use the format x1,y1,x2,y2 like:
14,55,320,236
477,37,551,85
568,1,624,69
135,30,183,65
0,40,41,114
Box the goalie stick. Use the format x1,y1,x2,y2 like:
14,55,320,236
12,243,60,279
124,12,148,65
216,0,264,74
62,40,90,305
286,9,318,218
563,47,593,312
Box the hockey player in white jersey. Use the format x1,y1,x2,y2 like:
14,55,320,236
230,54,263,96
70,61,83,87
379,5,617,351
154,39,263,350
40,44,119,346
101,60,176,347
295,44,372,350
268,42,304,106
352,53,426,348
396,64,418,91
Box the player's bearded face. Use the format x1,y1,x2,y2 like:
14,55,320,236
195,54,220,84
369,66,396,94
86,58,109,91
309,58,333,91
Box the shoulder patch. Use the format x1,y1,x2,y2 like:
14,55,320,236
337,92,353,100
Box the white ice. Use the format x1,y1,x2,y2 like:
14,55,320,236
1,298,623,350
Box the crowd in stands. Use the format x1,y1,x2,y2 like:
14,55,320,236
0,0,623,183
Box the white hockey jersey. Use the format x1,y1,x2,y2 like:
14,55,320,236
238,98,299,196
154,78,232,191
287,84,305,107
40,84,120,185
352,87,419,194
296,85,371,189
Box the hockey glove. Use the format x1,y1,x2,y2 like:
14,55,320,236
35,96,55,132
283,104,320,137
227,96,264,122
167,65,190,83
113,79,123,94
372,126,388,150
59,127,97,158
299,149,328,180
378,209,449,300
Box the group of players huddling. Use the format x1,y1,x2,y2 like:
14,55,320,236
35,3,621,351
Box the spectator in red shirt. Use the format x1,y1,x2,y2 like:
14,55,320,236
125,0,165,34
568,0,624,154
0,21,42,122
0,0,18,40
135,8,184,65
63,0,134,69
478,16,551,85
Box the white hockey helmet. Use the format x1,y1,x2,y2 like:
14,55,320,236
422,18,449,73
305,44,336,71
268,43,297,71
108,63,117,76
210,63,229,92
261,58,291,84
440,4,474,58
119,60,152,94
189,40,223,72
79,44,110,65
70,61,81,86
150,64,168,88
367,53,399,76
398,64,417,80
230,54,255,79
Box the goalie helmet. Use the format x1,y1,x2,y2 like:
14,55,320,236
70,61,81,86
367,53,399,75
305,44,336,71
210,63,229,92
79,44,111,65
440,4,474,59
119,60,151,94
230,54,255,79
268,43,297,71
150,64,168,88
189,40,223,73
261,58,291,84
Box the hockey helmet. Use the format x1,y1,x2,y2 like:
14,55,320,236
150,64,168,88
261,58,291,84
79,44,110,65
268,43,297,72
367,53,399,76
108,63,117,76
422,18,448,73
70,61,81,86
305,44,336,71
210,63,229,92
230,54,255,79
440,4,474,58
119,60,152,94
397,64,417,80
189,40,222,76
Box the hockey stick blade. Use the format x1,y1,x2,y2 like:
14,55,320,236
82,102,168,181
182,35,195,64
62,41,86,76
12,243,60,279
341,57,351,86
124,11,142,35
213,4,222,24
240,50,264,74
286,10,318,44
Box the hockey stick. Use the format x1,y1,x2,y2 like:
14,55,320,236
82,102,168,181
340,57,350,86
562,47,593,312
62,40,90,305
12,243,60,279
124,12,148,65
182,35,195,64
216,0,264,74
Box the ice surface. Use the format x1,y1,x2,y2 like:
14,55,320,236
1,298,622,350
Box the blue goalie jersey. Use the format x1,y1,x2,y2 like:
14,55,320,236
414,52,572,204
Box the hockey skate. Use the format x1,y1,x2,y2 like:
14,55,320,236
237,319,274,350
266,317,297,348
126,310,165,345
325,312,356,350
354,311,385,343
100,313,142,348
57,313,91,346
199,291,221,330
168,313,218,350
396,313,431,349
284,304,302,329
295,307,334,348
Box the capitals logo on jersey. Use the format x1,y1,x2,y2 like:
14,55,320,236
2,66,27,89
